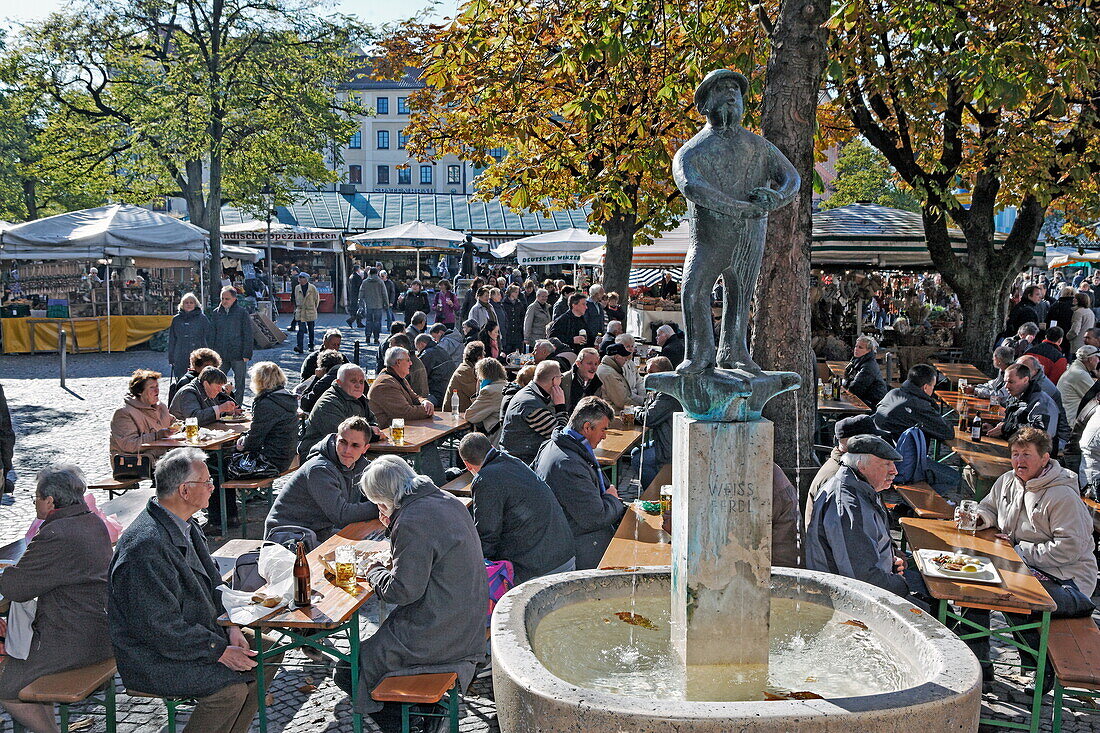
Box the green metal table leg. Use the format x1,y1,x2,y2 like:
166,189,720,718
449,684,460,732
1028,611,1051,733
254,630,269,733
215,447,228,537
350,614,363,733
1052,681,1064,733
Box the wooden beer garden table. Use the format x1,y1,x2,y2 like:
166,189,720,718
368,412,471,479
944,433,1012,498
901,517,1056,733
142,419,251,536
600,463,673,569
895,482,955,520
817,389,869,415
931,360,989,389
594,417,645,485
219,519,387,733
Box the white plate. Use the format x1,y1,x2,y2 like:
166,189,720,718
914,549,1003,585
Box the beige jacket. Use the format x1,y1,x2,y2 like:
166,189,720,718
293,282,320,322
445,363,479,411
465,380,507,438
805,448,843,530
110,396,173,458
596,355,640,411
978,460,1098,595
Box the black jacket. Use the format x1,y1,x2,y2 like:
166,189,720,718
418,342,457,407
300,366,340,413
549,311,596,350
167,308,211,378
300,348,349,381
844,352,889,408
500,298,526,352
661,331,686,366
470,448,575,583
1005,300,1040,337
400,290,430,323
265,434,377,541
634,391,681,467
208,303,253,363
532,429,626,570
0,382,14,475
1047,296,1076,349
109,500,244,698
239,388,298,472
873,380,955,442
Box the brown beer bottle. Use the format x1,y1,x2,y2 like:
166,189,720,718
293,541,311,608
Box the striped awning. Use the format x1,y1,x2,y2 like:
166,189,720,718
630,268,682,287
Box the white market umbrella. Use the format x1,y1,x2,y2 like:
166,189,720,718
578,221,690,268
347,220,490,273
503,227,606,266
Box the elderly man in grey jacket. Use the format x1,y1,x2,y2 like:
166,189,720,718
209,287,254,402
358,267,389,345
335,456,487,731
806,436,928,609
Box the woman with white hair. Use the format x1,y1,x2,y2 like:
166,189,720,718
334,456,488,732
167,292,211,381
843,335,888,408
0,465,113,732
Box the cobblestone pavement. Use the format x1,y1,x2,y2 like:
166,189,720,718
2,312,1099,730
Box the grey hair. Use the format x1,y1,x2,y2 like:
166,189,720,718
533,339,554,355
154,447,208,500
536,288,548,298
414,333,434,349
568,395,614,431
360,455,418,512
220,285,237,298
322,329,342,344
1018,322,1039,337
840,452,874,472
993,345,1016,367
656,324,675,337
458,432,493,468
607,320,623,334
336,363,365,382
534,358,562,385
385,346,410,368
36,463,87,508
855,335,878,352
588,284,605,298
615,332,635,346
411,311,428,326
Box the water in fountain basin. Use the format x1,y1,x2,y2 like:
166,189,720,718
532,595,913,701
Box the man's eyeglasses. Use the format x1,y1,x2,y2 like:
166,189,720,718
182,478,215,489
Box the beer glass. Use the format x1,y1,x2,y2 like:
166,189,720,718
955,500,979,534
622,406,636,428
365,369,377,384
334,545,359,594
392,418,406,445
660,485,673,515
185,417,199,444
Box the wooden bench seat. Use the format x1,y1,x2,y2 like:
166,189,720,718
19,658,116,704
373,672,458,704
1048,616,1100,730
896,482,955,520
88,477,140,499
440,471,473,497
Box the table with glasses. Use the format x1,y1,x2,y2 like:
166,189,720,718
600,464,673,569
593,417,645,486
932,361,990,389
902,516,1056,733
367,412,471,482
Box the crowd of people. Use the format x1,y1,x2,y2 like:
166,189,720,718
810,272,1100,692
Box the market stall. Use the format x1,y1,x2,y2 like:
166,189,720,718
0,204,209,354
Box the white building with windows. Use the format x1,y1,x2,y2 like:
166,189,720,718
321,66,496,195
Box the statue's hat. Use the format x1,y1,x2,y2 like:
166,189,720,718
694,69,750,110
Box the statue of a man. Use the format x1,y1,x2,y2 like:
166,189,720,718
673,70,800,375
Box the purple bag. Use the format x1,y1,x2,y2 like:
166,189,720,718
486,559,515,626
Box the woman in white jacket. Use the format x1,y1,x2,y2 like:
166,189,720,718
1068,292,1096,354
971,427,1097,687
465,358,509,441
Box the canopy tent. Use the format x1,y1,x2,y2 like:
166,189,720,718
0,204,207,261
346,220,493,272
1047,248,1100,268
216,242,264,263
495,227,606,266
577,203,1040,270
630,267,683,288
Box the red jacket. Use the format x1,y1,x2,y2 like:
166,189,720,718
1026,340,1068,383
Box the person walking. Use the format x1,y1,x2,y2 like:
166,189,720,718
292,272,320,354
358,268,389,345
346,265,364,328
209,287,254,402
167,292,211,382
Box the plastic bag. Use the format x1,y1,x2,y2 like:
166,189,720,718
219,543,298,625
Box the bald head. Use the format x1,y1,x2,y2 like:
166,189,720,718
1016,355,1042,378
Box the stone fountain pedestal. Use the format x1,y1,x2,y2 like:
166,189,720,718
671,414,774,699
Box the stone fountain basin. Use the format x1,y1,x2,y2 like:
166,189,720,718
491,567,981,732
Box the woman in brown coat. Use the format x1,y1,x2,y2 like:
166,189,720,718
444,341,484,412
109,369,175,465
0,465,113,732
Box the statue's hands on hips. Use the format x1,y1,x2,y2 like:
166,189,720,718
748,187,785,211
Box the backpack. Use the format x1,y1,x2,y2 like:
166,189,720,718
894,426,932,485
485,559,515,628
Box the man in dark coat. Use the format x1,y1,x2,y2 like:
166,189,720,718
873,363,955,443
265,418,378,541
336,457,487,728
1025,325,1068,383
299,330,348,381
532,397,626,570
108,448,281,731
1004,284,1044,337
168,348,222,405
549,293,596,351
167,299,212,381
459,433,576,583
0,381,14,498
208,287,254,402
844,336,889,408
500,288,527,353
346,265,364,328
415,333,457,407
656,324,685,367
299,365,382,458
498,360,569,464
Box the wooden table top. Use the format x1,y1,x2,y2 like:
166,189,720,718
947,433,1011,481
141,421,249,451
931,361,989,385
367,412,470,454
600,463,673,569
901,517,1056,613
594,418,645,466
895,482,955,520
817,389,870,414
221,519,387,629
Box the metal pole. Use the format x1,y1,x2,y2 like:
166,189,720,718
266,205,274,320
59,327,67,388
105,262,112,354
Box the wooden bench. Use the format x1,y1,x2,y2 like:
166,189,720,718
88,477,141,499
1047,616,1100,731
373,672,461,733
440,471,473,497
13,658,117,733
125,689,198,732
222,456,301,537
895,482,955,520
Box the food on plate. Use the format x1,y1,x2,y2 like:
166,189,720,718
929,553,983,572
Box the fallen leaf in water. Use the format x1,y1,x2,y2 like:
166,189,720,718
841,619,868,630
298,684,318,693
615,611,658,630
909,608,923,615
804,677,818,683
603,618,611,623
790,691,824,699
764,691,789,701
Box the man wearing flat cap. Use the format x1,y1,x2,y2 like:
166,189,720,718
805,435,928,608
672,69,800,375
804,415,890,529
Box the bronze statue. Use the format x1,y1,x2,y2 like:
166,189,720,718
647,70,801,421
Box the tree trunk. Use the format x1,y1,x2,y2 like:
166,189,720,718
753,0,830,497
956,290,1006,375
602,213,636,303
207,151,224,311
21,179,38,221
